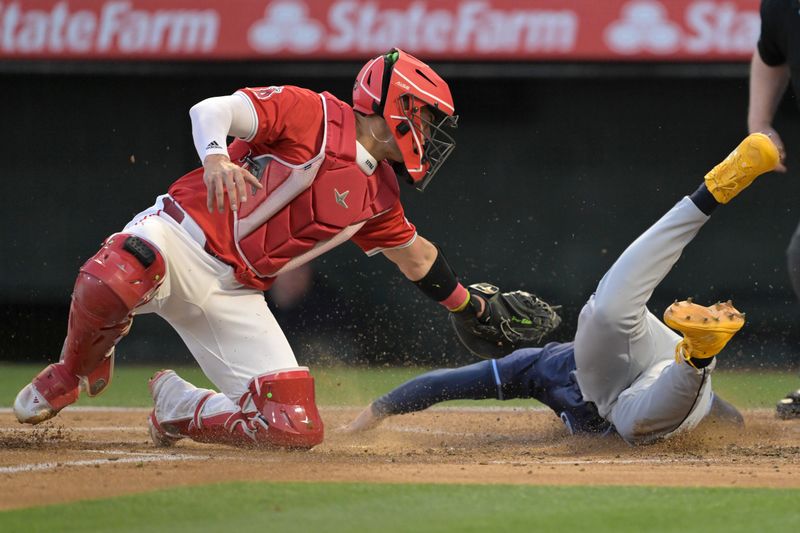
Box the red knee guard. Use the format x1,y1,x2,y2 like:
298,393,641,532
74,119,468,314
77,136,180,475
63,234,164,377
66,233,164,376
249,368,324,449
36,234,165,408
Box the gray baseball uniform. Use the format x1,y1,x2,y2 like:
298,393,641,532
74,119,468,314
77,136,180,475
574,196,714,444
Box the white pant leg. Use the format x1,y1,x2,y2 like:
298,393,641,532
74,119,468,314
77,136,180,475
574,197,714,442
151,370,240,425
124,205,298,409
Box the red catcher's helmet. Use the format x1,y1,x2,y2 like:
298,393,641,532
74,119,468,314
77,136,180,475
353,48,458,190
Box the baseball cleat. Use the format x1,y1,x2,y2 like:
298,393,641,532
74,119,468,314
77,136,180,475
147,370,184,447
704,133,779,204
13,383,60,425
14,363,80,424
148,410,182,447
776,389,800,420
664,299,745,367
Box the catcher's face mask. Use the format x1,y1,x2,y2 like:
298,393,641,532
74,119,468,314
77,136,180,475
394,96,458,191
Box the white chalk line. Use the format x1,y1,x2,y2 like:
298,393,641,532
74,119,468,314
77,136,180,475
0,405,551,415
381,425,484,437
484,458,718,466
0,407,151,414
327,405,551,413
0,426,143,433
0,448,210,474
82,449,181,457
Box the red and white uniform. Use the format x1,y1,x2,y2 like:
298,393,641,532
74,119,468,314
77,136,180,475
126,86,416,424
170,85,416,289
13,49,459,446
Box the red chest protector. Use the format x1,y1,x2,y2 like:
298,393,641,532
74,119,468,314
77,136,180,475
228,92,399,285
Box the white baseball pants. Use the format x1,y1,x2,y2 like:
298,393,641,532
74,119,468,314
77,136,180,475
125,195,300,422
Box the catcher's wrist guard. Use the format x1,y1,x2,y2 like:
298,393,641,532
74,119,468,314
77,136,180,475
450,283,562,359
413,245,470,310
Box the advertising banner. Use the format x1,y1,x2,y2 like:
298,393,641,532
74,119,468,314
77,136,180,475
0,0,761,61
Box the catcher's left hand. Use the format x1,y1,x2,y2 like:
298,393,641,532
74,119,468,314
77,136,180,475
450,283,562,359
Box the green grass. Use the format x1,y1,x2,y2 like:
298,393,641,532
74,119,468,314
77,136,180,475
0,363,797,409
1,482,798,533
0,364,427,408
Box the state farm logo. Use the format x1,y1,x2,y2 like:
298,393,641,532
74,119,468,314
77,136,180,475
248,1,323,53
604,0,759,55
606,1,680,54
246,0,577,55
0,1,219,54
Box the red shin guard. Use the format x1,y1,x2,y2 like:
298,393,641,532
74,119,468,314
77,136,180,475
30,363,79,412
35,234,165,407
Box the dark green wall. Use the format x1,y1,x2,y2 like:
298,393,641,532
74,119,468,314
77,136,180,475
3,69,799,368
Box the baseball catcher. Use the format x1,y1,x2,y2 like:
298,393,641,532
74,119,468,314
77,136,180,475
450,283,562,359
345,134,777,444
13,49,498,450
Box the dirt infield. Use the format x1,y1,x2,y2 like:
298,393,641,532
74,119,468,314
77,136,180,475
1,407,799,510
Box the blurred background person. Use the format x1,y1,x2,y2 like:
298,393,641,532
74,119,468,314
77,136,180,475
748,0,800,419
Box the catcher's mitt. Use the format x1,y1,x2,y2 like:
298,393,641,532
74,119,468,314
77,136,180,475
450,283,562,359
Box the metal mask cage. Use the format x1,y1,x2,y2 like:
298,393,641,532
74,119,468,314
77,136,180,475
399,94,458,191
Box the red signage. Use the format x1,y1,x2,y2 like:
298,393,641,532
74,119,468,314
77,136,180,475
0,0,761,61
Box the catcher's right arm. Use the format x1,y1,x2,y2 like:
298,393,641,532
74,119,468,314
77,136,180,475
450,283,562,359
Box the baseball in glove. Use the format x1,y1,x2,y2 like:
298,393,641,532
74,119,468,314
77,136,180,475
450,283,562,359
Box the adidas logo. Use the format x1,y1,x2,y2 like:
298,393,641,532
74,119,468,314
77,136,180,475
206,140,221,150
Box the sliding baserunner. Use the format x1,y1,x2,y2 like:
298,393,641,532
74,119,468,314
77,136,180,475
346,134,778,444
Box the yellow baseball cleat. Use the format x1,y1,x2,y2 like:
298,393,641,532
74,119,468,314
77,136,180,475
663,299,745,367
704,133,779,204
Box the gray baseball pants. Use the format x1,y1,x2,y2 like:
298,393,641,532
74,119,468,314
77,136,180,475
574,197,715,444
